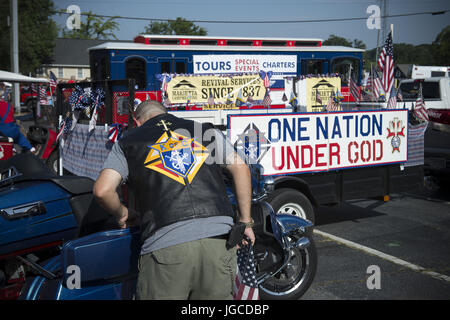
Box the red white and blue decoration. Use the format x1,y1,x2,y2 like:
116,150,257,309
108,123,126,143
69,85,90,113
233,236,260,300
89,88,105,132
259,71,273,89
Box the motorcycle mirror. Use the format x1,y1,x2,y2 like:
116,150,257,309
264,176,274,194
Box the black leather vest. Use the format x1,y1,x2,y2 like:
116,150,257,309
119,113,235,241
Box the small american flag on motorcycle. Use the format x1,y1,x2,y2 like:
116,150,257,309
233,237,259,300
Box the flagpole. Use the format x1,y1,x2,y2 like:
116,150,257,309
390,23,396,90
58,114,63,176
347,64,352,110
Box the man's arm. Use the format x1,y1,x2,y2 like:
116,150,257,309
225,152,255,246
93,168,129,228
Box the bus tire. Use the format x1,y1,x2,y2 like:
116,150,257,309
268,188,315,223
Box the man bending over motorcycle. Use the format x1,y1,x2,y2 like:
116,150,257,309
94,100,254,300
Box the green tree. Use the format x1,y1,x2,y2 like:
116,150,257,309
365,43,436,68
0,0,58,75
432,25,450,65
62,11,119,40
144,17,207,36
323,34,353,47
353,39,366,50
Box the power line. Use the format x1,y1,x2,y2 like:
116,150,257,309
52,8,450,24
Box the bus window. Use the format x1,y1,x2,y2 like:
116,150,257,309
431,71,446,77
159,59,187,74
331,57,360,86
398,81,440,101
90,54,110,81
175,61,186,74
302,59,323,75
160,61,171,74
423,81,440,100
125,57,146,90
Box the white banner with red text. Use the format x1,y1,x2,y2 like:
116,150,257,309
228,110,409,176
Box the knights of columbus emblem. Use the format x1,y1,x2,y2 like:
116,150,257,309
144,131,209,185
386,117,405,153
234,123,271,164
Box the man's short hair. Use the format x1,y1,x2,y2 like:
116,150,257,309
134,100,167,121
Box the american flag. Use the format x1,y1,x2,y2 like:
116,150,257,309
56,116,73,141
377,31,395,96
56,118,66,142
39,86,47,105
49,71,58,92
387,86,398,109
162,92,171,108
263,73,270,88
397,87,403,101
233,240,259,300
161,75,168,92
366,66,383,99
262,91,272,108
413,85,429,122
315,90,322,105
361,89,371,101
207,93,215,106
326,91,339,111
349,77,360,102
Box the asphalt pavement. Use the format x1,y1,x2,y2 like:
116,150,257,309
302,185,450,300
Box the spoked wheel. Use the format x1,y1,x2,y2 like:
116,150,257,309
268,188,315,223
278,202,308,219
259,239,317,300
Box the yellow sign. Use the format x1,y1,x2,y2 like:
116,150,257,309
306,77,341,112
166,74,266,107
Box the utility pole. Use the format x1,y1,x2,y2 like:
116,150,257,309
375,0,388,67
382,0,388,43
10,0,20,113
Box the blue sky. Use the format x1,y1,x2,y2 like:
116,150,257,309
52,0,450,50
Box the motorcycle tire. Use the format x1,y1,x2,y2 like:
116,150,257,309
46,150,59,175
259,238,317,300
268,188,315,223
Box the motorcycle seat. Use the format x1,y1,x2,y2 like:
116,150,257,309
50,176,94,195
1,153,94,195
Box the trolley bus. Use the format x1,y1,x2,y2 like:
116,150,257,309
87,34,364,124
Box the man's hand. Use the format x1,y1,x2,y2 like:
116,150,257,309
117,207,140,229
94,168,132,227
237,227,255,249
